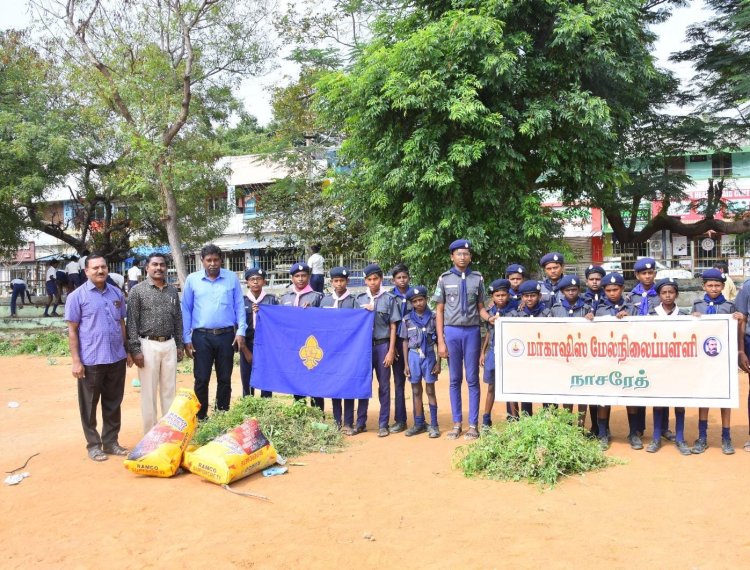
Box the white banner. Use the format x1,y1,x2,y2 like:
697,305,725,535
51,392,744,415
495,315,739,407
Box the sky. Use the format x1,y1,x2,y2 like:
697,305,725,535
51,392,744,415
0,0,710,125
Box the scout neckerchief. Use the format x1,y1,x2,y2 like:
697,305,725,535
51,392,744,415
704,293,726,314
367,287,386,307
409,307,435,357
601,297,626,316
561,297,586,316
631,283,657,316
543,277,559,293
331,289,351,308
391,286,409,318
449,265,472,316
522,301,547,317
246,289,267,327
583,288,601,311
655,304,680,317
293,284,314,306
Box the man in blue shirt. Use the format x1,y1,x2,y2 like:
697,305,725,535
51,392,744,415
182,244,247,419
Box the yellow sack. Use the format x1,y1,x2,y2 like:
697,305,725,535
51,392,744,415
124,388,200,477
184,418,277,485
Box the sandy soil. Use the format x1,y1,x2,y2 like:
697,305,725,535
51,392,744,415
1,355,750,569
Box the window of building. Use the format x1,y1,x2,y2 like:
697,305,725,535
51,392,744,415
666,156,686,173
712,153,732,177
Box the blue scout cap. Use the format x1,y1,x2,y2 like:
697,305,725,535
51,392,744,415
329,266,349,279
363,263,383,277
505,264,526,276
585,264,606,278
489,278,511,293
449,239,472,252
539,252,564,267
556,275,581,290
701,268,726,283
602,272,625,286
289,262,310,275
518,280,542,294
406,285,428,300
655,277,679,293
244,267,265,280
633,258,656,272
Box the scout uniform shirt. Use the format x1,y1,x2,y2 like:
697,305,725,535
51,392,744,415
540,279,563,307
320,293,359,309
243,293,278,346
279,290,323,308
509,304,552,318
549,299,591,318
432,269,485,327
400,310,438,357
691,296,735,315
594,299,637,317
355,291,402,341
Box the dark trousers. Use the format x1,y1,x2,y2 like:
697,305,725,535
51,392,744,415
239,350,272,398
77,359,126,451
357,342,391,429
391,340,407,424
332,398,355,427
294,394,325,410
192,330,234,419
444,325,481,426
10,284,26,315
310,274,324,293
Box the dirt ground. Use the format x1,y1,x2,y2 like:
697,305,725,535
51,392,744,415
1,355,750,569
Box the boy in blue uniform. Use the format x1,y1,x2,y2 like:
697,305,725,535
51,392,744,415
691,269,736,455
583,265,605,312
389,263,412,433
505,264,526,311
646,278,691,455
480,279,513,428
434,239,494,441
321,267,359,433
356,264,402,437
401,286,441,438
539,252,564,307
240,267,278,399
279,262,324,409
588,272,640,450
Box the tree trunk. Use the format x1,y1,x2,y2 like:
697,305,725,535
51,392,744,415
157,163,189,287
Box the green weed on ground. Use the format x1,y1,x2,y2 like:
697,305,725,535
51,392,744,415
0,332,69,357
454,408,621,488
192,397,345,459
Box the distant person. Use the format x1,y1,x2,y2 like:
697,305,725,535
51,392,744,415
65,256,81,291
127,260,142,292
107,271,125,292
713,261,736,301
182,244,247,420
43,260,61,317
78,249,90,283
64,254,130,462
307,244,325,293
9,277,33,317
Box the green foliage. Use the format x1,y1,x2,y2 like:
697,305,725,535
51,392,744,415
0,332,69,357
316,0,667,282
192,397,344,458
454,408,618,488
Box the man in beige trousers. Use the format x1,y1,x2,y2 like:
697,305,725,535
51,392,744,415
126,253,184,432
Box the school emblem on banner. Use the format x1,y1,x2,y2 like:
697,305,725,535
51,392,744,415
299,335,324,370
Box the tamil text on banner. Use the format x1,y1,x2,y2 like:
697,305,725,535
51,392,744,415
495,315,739,408
251,305,375,399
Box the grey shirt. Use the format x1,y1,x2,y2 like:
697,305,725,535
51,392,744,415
279,290,323,307
126,277,184,355
549,302,591,318
432,269,485,327
692,298,735,315
320,293,358,309
355,291,401,341
399,311,437,353
733,281,750,335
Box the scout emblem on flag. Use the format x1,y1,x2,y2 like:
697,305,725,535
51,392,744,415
299,336,324,370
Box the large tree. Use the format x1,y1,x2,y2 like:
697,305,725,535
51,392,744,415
32,0,273,283
316,0,676,280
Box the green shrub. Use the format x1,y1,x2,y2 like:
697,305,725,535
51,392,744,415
192,396,345,459
0,332,69,356
454,408,619,487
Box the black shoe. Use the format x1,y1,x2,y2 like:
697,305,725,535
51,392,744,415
628,434,644,450
353,424,367,435
389,421,406,434
646,439,661,453
721,438,735,455
675,441,692,456
377,427,389,437
662,429,677,442
103,443,129,456
428,425,440,438
691,438,708,454
405,424,426,437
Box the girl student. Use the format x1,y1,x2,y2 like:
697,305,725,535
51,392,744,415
645,278,690,455
320,266,359,434
479,279,514,429
401,286,441,438
239,267,278,399
586,272,640,451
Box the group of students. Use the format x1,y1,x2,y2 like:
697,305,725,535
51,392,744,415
239,239,749,454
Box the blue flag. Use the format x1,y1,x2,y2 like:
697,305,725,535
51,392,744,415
251,305,374,399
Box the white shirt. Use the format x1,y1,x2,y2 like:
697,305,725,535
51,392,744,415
11,278,25,286
127,266,142,281
65,260,79,274
109,272,125,288
78,256,87,271
45,267,56,282
307,253,324,275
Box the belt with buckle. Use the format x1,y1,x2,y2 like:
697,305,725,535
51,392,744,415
373,338,390,346
141,335,172,342
194,327,235,335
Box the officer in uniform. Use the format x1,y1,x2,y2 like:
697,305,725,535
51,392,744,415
539,252,565,307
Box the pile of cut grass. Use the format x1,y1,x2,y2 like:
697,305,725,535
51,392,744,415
454,407,618,487
192,396,344,459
